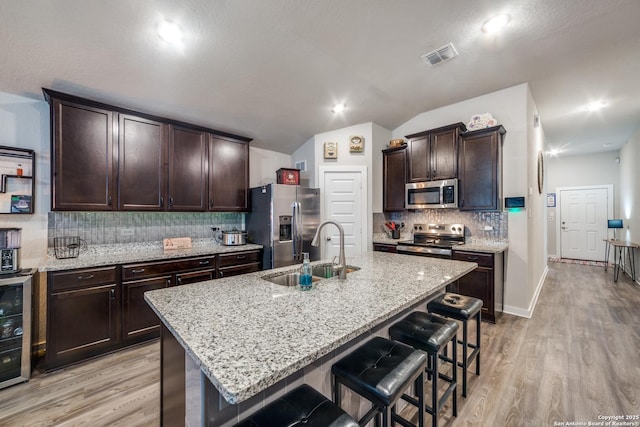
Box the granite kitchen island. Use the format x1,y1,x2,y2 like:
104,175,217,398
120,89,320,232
145,251,477,426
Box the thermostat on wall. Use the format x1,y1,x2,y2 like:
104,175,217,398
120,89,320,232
505,197,525,209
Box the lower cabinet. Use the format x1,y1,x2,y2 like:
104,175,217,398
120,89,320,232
46,267,119,370
122,276,170,342
46,248,263,370
451,250,504,323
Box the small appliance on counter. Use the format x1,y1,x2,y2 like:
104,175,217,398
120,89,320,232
0,228,21,274
214,228,247,246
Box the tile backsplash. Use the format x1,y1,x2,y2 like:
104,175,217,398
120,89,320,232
374,210,507,240
47,211,244,247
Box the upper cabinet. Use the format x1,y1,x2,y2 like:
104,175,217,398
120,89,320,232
118,114,166,211
44,89,252,212
382,146,406,212
51,99,116,211
208,136,250,211
458,125,506,211
168,126,208,211
405,123,466,182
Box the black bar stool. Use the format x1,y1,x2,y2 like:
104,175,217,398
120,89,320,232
234,384,358,427
332,336,427,427
427,293,482,397
389,311,458,427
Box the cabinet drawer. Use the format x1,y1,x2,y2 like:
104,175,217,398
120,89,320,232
49,266,117,291
373,243,397,253
122,256,216,280
452,251,494,268
218,250,261,268
219,262,261,278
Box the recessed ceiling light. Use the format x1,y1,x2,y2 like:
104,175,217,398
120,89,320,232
482,14,510,33
583,101,608,111
332,103,346,113
157,20,183,46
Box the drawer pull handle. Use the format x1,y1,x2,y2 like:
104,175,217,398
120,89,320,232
199,261,210,265
110,288,115,300
177,277,183,286
219,271,224,278
467,256,479,261
132,268,145,274
236,255,246,259
77,274,95,280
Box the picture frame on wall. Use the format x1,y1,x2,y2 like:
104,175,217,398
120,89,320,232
324,141,337,159
349,135,364,153
546,193,556,207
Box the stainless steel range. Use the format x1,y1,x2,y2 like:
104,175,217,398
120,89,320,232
396,223,465,258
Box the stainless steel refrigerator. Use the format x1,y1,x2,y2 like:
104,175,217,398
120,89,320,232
247,184,320,269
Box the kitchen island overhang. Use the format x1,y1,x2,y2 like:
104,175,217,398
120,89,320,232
145,251,477,425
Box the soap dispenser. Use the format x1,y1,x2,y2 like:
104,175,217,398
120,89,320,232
299,252,312,290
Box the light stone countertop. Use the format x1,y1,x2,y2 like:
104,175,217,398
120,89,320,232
372,233,508,254
39,238,263,272
144,251,477,404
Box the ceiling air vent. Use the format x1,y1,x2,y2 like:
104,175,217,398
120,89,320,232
421,43,459,66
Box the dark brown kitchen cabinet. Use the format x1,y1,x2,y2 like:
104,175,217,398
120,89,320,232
50,98,116,211
218,250,262,278
405,123,466,183
175,269,216,286
44,89,253,212
118,114,167,211
451,250,504,323
382,146,406,212
168,126,208,211
208,136,250,211
46,267,119,370
122,276,170,342
458,125,505,211
373,243,397,253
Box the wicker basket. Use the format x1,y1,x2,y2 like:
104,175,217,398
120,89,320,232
53,236,83,259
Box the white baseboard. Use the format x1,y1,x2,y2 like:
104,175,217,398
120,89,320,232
503,265,549,319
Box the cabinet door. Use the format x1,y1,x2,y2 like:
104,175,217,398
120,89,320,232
219,262,261,279
168,126,207,211
430,127,459,180
406,135,430,182
122,276,169,341
118,114,166,210
52,99,116,211
456,268,494,321
383,147,406,212
459,126,504,211
208,136,249,211
47,283,119,369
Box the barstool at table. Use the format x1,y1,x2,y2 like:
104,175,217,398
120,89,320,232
332,336,427,427
427,293,482,398
389,311,458,427
234,384,358,427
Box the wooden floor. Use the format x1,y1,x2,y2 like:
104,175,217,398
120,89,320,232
0,262,638,426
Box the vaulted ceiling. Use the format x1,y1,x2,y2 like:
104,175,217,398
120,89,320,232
1,0,639,156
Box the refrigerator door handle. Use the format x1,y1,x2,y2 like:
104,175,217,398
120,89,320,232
292,201,303,261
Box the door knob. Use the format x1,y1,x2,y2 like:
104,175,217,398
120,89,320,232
326,236,332,241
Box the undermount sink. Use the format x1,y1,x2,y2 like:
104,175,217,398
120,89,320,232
262,272,321,287
262,264,361,286
311,263,361,279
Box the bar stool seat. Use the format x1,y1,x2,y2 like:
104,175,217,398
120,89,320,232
389,311,458,427
332,336,427,427
427,293,482,398
235,384,358,427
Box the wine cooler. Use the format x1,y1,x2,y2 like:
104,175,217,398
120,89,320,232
0,268,35,390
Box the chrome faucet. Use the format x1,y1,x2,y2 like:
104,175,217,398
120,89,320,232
311,220,347,280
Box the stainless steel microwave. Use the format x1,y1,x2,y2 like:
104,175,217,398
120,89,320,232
405,179,458,209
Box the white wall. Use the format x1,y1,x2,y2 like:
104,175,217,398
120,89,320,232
619,126,640,282
0,93,50,266
392,83,543,316
249,146,292,187
291,136,315,187
546,151,621,256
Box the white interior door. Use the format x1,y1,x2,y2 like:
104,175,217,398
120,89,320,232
320,169,365,259
560,188,608,261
